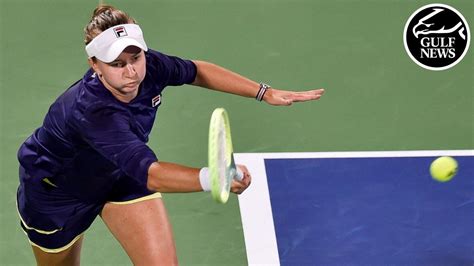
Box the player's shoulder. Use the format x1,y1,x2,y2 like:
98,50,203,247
145,48,167,59
145,48,186,67
144,48,195,84
145,48,171,68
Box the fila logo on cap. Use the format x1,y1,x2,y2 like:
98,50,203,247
113,26,128,38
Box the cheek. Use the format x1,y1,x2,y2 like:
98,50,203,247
104,70,122,82
98,65,117,78
138,62,147,80
103,69,123,85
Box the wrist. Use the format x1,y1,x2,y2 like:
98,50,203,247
199,167,211,191
256,82,270,101
262,87,273,102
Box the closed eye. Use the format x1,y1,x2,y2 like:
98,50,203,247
132,53,141,62
109,61,125,68
108,53,141,68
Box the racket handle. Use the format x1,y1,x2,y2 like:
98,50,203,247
234,167,244,181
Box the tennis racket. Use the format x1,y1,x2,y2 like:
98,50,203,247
208,108,244,203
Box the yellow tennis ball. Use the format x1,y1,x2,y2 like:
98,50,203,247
430,156,458,182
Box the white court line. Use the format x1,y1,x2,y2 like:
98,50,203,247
235,150,473,266
235,153,280,266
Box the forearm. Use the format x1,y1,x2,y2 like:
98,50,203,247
146,161,202,192
191,60,260,98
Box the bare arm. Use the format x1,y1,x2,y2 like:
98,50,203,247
146,162,251,194
191,60,325,105
146,162,201,193
146,61,323,194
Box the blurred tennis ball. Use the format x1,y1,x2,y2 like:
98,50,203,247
430,156,458,182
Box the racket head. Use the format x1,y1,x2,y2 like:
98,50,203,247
208,108,236,203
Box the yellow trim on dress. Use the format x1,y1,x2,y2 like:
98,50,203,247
108,192,162,205
17,197,87,253
28,230,85,253
16,199,62,235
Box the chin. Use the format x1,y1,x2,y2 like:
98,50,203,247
122,85,139,94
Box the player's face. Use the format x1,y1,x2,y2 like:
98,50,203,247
90,46,146,102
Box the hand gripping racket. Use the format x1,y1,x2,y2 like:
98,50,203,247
208,108,244,203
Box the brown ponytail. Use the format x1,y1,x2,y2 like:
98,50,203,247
84,5,136,45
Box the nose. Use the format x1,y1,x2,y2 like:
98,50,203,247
124,63,136,77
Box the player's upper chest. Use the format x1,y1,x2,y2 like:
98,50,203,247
125,80,164,139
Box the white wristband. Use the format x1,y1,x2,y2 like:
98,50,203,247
199,167,211,192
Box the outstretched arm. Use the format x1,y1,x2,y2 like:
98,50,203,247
191,60,325,105
146,162,251,194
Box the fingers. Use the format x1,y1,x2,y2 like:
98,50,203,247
269,88,325,105
231,165,252,194
290,89,325,102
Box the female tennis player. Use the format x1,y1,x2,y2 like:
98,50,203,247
16,5,325,265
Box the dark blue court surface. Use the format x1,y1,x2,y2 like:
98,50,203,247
265,156,474,266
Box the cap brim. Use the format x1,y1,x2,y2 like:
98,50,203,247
96,38,148,63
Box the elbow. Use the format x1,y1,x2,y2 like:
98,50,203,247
146,177,159,192
146,162,164,192
147,172,167,192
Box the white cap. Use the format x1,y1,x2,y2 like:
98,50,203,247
85,24,148,63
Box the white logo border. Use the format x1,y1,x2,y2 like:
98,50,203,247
403,3,471,71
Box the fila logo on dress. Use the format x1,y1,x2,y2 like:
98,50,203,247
152,95,161,107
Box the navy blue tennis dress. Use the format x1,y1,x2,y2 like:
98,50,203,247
17,49,197,251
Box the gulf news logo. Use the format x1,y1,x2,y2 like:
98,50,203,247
403,4,470,71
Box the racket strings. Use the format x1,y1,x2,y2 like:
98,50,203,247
209,108,233,203
217,121,229,193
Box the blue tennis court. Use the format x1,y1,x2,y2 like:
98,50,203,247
236,151,474,265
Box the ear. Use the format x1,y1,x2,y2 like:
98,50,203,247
88,58,101,75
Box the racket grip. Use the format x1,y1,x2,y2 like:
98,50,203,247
234,167,244,181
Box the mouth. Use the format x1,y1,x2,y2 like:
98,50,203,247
124,81,140,88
